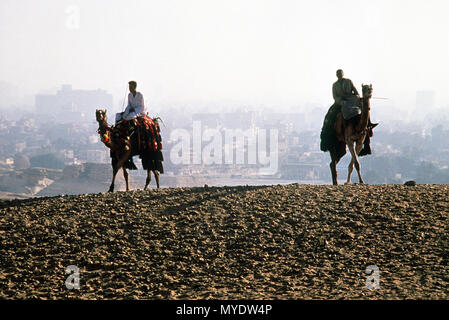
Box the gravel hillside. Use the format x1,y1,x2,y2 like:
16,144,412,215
1,184,448,299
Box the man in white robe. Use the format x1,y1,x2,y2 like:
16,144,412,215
116,81,147,122
123,81,146,120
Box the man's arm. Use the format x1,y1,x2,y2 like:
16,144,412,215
129,93,137,113
350,80,360,96
135,93,145,116
333,83,343,106
122,94,135,119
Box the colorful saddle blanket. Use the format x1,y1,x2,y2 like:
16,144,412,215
111,115,162,155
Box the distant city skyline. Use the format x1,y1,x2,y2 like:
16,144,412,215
0,80,444,115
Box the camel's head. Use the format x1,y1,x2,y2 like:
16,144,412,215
361,84,373,99
95,109,107,122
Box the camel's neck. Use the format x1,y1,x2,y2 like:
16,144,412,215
97,119,114,149
97,118,110,133
357,96,370,132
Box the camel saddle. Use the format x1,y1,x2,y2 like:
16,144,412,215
320,103,377,157
342,96,362,120
110,115,162,168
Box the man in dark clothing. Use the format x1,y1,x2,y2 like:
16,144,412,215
333,69,359,109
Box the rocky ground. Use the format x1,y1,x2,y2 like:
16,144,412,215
0,184,448,299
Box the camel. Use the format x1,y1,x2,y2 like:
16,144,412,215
329,84,374,185
95,109,160,192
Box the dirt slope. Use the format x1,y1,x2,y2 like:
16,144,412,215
1,184,448,299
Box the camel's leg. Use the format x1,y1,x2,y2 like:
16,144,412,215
109,151,130,192
153,170,160,189
346,139,360,185
347,158,354,184
355,139,365,184
346,140,364,184
330,161,337,185
144,169,151,190
330,141,346,185
330,150,338,186
109,166,118,193
123,167,129,191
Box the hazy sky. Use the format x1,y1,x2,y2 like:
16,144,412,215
1,0,449,109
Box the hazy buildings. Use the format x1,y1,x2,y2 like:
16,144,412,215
35,84,113,121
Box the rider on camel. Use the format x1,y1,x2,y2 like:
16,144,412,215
321,69,377,155
114,81,149,154
112,81,164,173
